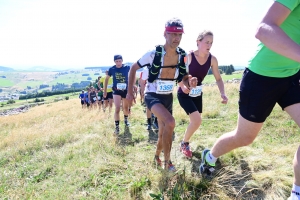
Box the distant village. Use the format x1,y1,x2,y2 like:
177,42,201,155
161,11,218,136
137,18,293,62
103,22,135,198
0,66,113,102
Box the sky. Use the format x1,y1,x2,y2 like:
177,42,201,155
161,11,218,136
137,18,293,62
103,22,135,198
0,0,273,70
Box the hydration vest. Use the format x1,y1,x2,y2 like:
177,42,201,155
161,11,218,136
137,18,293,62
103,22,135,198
147,45,187,83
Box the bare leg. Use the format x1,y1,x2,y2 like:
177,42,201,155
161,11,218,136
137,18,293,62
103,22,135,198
146,108,152,118
155,118,164,156
122,98,130,116
211,114,263,157
285,103,300,186
103,100,108,111
183,111,202,143
113,95,122,121
109,98,113,113
151,103,175,163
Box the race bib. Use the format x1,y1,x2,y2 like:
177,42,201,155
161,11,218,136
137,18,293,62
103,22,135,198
117,83,127,90
156,80,175,94
107,84,113,89
189,85,202,97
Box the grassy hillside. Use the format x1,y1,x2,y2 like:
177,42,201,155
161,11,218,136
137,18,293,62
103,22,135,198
0,92,79,111
0,83,298,199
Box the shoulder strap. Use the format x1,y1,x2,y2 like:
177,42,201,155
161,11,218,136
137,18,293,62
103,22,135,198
148,45,163,83
176,47,187,83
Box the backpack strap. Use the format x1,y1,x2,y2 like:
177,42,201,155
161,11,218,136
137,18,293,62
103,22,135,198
176,47,187,83
148,45,187,83
148,45,163,83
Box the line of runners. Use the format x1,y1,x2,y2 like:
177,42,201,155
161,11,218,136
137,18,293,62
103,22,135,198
80,8,300,199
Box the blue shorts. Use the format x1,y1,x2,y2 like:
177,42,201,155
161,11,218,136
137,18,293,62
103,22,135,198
239,68,300,123
144,92,173,114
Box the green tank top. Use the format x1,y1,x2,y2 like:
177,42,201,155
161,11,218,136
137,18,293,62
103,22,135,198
248,0,300,77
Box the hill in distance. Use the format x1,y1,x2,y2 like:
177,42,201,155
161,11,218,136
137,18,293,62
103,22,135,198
0,66,14,72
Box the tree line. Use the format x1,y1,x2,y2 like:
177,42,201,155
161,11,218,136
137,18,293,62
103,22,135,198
208,65,235,75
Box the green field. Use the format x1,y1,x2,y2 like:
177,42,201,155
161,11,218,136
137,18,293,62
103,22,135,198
48,73,105,85
0,92,79,111
202,72,243,84
15,80,44,89
0,79,14,87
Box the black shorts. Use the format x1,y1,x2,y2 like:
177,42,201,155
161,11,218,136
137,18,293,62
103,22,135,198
239,68,300,123
81,100,85,105
86,102,90,107
90,98,97,104
104,92,113,100
144,92,173,114
97,95,103,101
177,92,203,115
113,90,127,99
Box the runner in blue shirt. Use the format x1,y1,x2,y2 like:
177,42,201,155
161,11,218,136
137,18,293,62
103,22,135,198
79,90,85,109
84,89,90,109
103,55,131,134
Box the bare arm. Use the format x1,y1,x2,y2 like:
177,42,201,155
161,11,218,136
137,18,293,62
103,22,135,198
255,2,300,62
178,53,193,94
211,55,228,104
139,79,146,95
180,74,197,90
126,63,140,106
103,75,110,96
127,63,140,94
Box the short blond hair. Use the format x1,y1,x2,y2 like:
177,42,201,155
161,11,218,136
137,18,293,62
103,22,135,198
197,30,213,41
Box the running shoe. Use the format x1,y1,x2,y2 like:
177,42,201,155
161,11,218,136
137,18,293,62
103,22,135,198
114,126,120,134
288,191,300,200
180,142,192,158
199,149,215,176
165,160,176,172
125,121,130,127
147,124,152,131
152,121,159,130
153,155,162,168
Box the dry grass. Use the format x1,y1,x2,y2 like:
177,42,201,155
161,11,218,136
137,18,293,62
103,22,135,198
0,83,298,199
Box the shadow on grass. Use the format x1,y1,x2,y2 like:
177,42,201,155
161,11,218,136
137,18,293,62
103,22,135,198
154,170,211,199
115,126,134,146
148,129,158,144
188,145,266,199
147,129,176,144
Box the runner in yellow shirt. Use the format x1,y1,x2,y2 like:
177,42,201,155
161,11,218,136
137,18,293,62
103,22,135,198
100,70,113,112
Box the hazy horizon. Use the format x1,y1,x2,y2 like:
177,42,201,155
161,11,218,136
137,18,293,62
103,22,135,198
0,0,272,70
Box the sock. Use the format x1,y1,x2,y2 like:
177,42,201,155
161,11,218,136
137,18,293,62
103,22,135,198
181,141,189,146
147,118,151,125
124,115,128,122
115,121,119,127
205,152,217,166
291,184,300,200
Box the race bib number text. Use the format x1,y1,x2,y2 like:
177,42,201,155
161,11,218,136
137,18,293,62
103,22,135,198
156,80,175,94
117,83,127,90
189,85,202,97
